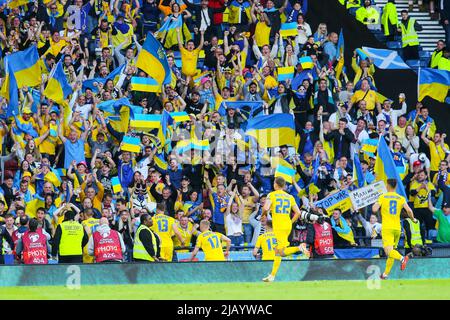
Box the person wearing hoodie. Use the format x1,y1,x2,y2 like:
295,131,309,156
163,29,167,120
88,218,126,263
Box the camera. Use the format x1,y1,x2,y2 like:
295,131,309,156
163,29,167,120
411,244,432,257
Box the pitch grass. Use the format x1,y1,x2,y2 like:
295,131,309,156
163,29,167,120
1,279,450,299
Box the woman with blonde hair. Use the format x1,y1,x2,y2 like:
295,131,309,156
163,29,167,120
313,23,328,45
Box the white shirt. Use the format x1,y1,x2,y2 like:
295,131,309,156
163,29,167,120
225,213,243,236
347,122,370,161
376,102,407,128
200,8,211,31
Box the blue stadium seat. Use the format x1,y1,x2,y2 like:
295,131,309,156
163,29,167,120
386,41,402,49
406,59,420,69
419,50,431,59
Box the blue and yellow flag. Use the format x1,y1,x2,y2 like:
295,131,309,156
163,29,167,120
361,138,378,157
246,114,295,148
5,45,42,88
170,112,191,123
159,109,173,147
352,155,365,188
157,14,183,33
136,32,171,86
337,28,345,60
374,137,407,197
130,77,161,93
299,56,314,70
111,176,122,194
277,66,295,82
121,136,141,153
275,164,296,184
153,152,168,171
7,0,32,9
279,22,298,37
418,68,450,103
44,59,72,106
130,114,162,130
1,59,19,117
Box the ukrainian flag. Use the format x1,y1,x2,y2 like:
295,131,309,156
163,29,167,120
246,114,295,148
111,176,122,194
5,45,41,88
352,155,365,188
275,164,296,184
130,114,162,130
361,138,378,157
191,138,210,151
159,110,173,147
136,32,171,86
153,152,168,171
121,136,141,153
0,59,19,117
170,112,190,123
277,66,295,82
337,28,345,60
374,137,407,197
299,56,314,70
279,22,298,38
130,77,161,93
44,59,72,105
418,68,450,103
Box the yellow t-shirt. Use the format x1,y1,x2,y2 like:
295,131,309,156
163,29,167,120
39,124,60,155
180,47,200,77
268,190,296,231
173,221,196,249
394,125,406,141
377,192,406,231
239,196,256,224
410,181,435,209
255,231,277,260
151,214,176,248
350,89,379,111
195,231,225,261
255,20,271,47
429,141,448,172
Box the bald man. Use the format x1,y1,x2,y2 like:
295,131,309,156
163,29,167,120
88,217,126,263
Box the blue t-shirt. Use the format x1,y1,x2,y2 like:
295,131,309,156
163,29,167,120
64,139,85,168
211,192,229,225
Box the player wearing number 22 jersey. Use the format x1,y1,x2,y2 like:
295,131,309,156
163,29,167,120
190,220,231,261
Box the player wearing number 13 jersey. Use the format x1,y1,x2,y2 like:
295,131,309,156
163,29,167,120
261,177,322,282
151,203,184,262
372,179,417,279
190,220,231,261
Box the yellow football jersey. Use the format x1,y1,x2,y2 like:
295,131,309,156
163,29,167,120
378,192,406,231
151,214,176,247
255,232,277,260
195,231,226,261
82,217,99,264
268,190,296,230
173,221,197,249
410,181,436,209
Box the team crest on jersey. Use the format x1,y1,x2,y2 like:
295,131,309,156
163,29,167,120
101,231,111,238
29,234,39,243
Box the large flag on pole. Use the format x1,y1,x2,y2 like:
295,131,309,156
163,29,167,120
360,47,410,70
418,68,450,103
246,114,295,148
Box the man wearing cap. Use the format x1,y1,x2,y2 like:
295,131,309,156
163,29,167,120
243,74,265,102
428,198,450,243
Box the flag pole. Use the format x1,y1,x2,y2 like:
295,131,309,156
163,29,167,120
417,66,420,101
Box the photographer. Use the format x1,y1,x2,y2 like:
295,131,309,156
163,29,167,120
305,208,335,258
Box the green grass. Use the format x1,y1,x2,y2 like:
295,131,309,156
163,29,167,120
1,279,450,299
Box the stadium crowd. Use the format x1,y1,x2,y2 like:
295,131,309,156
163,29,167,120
0,0,449,264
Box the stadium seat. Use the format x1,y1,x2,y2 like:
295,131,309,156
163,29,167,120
406,59,421,68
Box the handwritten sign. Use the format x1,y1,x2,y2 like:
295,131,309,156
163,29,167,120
349,181,387,210
314,189,352,215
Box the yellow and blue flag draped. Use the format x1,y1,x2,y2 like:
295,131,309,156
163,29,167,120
82,63,124,93
217,101,263,118
246,113,295,148
121,136,141,153
43,59,72,105
299,56,314,70
136,32,171,85
352,155,365,188
360,46,410,70
275,163,296,184
111,176,122,194
374,137,407,197
418,68,450,103
130,114,162,130
14,115,38,137
279,22,298,37
191,138,210,151
170,112,190,123
361,138,378,157
130,76,161,93
277,66,295,82
157,14,183,33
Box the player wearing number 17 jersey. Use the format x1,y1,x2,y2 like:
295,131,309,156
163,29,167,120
261,177,323,282
372,179,417,279
190,220,231,261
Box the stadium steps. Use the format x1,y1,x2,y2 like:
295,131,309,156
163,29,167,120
376,0,446,52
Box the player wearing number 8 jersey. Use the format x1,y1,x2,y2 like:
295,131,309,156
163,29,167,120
372,179,417,279
151,203,185,262
261,177,323,282
190,220,231,261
